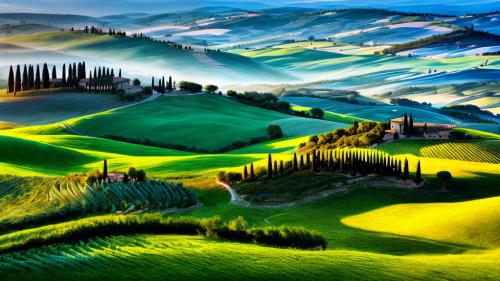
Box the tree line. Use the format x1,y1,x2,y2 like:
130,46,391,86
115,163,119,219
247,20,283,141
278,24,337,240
6,62,126,94
152,76,175,94
241,149,422,184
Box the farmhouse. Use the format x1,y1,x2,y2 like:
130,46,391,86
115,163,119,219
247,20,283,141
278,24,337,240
390,117,455,139
79,77,140,93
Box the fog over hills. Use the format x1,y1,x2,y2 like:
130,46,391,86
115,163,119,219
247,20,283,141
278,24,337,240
1,0,499,16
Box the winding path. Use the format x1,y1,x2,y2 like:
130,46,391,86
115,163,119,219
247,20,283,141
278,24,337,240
216,181,239,202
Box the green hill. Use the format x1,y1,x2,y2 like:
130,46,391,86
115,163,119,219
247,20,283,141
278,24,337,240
0,31,293,85
68,94,343,152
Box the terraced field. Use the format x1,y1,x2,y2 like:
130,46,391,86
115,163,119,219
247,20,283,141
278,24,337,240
377,139,500,164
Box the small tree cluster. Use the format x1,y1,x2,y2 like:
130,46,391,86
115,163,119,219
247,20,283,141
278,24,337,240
152,76,174,94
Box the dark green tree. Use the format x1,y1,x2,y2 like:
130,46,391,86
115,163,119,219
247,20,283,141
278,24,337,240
409,114,414,135
250,163,255,178
35,65,41,90
243,165,248,181
51,65,57,80
415,161,422,184
274,160,278,178
267,154,273,179
300,154,304,169
293,153,298,171
403,158,409,179
103,159,108,180
28,65,34,90
22,65,28,91
280,160,284,175
15,65,21,93
7,66,14,93
42,63,50,88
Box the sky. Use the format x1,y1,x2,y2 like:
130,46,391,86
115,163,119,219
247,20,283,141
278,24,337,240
0,0,499,16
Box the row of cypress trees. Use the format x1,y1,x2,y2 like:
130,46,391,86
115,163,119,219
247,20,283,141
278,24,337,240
152,76,175,94
242,149,422,183
6,62,125,94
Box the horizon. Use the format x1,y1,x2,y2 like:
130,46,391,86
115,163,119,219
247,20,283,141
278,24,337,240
1,0,499,16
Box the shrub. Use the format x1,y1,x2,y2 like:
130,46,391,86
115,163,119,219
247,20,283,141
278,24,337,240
310,108,324,119
179,81,202,93
227,90,237,97
267,125,283,139
437,171,452,189
132,78,141,86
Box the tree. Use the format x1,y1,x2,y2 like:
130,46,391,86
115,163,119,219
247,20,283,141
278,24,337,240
266,125,283,139
227,90,237,97
280,160,284,175
204,84,218,94
409,114,414,135
268,154,273,179
35,65,41,90
311,150,317,172
300,155,304,169
22,65,28,91
250,163,255,178
415,161,422,184
15,65,21,93
437,171,452,189
273,160,278,178
179,81,202,93
103,159,108,180
403,113,409,135
42,63,50,88
243,165,248,180
310,108,324,119
133,78,141,86
28,65,34,90
137,169,146,181
393,131,399,139
7,66,14,93
293,153,298,171
118,69,122,77
51,65,57,80
403,158,409,179
128,167,138,179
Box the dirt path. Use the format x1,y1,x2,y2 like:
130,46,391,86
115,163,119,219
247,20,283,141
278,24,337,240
216,181,240,203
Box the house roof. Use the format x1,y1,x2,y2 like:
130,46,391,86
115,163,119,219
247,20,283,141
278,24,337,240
390,117,455,129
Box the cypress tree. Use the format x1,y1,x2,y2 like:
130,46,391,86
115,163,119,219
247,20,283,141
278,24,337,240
311,151,317,172
267,154,272,179
409,114,414,135
243,165,248,181
398,160,402,176
22,65,28,91
103,159,108,179
274,160,278,178
51,65,57,80
7,66,14,93
329,150,334,169
119,69,122,77
403,158,409,180
403,113,409,135
88,72,93,92
299,154,304,169
15,65,21,93
250,163,255,178
306,153,311,167
293,153,298,171
28,65,34,90
72,63,76,87
152,76,155,88
280,160,284,175
35,65,41,90
415,161,422,184
68,64,73,87
42,63,50,88
168,76,172,91
82,62,86,79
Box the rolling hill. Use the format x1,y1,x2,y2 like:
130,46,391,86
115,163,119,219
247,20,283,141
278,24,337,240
0,31,294,85
67,94,343,152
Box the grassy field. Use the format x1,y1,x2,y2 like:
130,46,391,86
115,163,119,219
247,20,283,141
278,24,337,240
342,196,500,248
68,94,343,151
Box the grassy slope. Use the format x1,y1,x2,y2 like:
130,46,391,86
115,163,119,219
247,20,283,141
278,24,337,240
69,94,343,151
342,196,500,248
0,92,140,126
